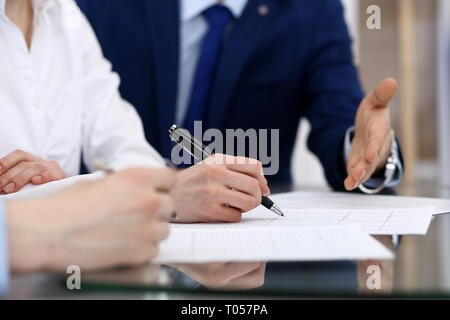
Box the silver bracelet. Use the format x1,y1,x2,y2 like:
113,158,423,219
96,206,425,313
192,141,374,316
358,130,397,195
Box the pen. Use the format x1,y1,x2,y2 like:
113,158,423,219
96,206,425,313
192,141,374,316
93,158,115,175
169,124,285,217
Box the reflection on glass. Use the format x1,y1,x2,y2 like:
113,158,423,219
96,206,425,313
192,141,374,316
357,236,394,294
167,262,267,291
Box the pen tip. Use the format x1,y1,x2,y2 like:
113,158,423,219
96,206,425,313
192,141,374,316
272,206,285,217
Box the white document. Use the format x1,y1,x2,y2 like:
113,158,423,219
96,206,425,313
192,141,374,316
172,208,433,235
272,191,450,216
171,191,438,235
0,172,104,201
155,224,394,263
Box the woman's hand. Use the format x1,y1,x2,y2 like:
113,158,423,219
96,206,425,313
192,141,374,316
0,150,67,194
6,168,176,273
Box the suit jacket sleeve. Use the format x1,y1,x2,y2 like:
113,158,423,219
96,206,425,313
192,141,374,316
300,0,364,190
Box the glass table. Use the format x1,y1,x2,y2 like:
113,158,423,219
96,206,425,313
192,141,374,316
6,183,450,299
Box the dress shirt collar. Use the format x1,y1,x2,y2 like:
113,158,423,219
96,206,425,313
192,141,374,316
0,0,56,16
181,0,247,22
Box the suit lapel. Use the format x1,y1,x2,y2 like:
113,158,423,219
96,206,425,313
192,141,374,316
146,0,180,157
206,0,279,130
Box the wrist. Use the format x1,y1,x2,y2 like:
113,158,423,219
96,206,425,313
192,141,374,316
5,200,59,273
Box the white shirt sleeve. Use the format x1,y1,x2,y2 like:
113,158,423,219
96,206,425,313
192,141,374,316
79,13,165,172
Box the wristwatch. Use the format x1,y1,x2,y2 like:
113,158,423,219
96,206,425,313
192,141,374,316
358,130,398,194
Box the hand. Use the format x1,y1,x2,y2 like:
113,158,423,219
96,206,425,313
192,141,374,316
344,78,398,191
5,168,176,273
171,154,270,223
169,262,267,290
0,150,67,194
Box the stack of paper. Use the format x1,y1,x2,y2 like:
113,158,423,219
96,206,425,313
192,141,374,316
2,178,448,263
169,191,444,236
155,225,394,263
272,191,450,216
156,191,449,263
0,172,104,201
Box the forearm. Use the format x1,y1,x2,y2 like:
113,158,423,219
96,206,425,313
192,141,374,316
302,0,363,190
5,200,57,273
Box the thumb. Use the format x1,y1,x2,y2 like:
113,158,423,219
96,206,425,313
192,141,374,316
366,78,398,109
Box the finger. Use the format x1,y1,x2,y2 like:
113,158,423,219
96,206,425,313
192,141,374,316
31,167,67,185
223,171,262,205
126,245,160,266
213,205,242,223
369,130,392,165
31,175,45,185
153,193,176,221
138,192,176,221
345,162,368,191
221,262,262,279
144,221,170,242
0,150,38,175
219,188,259,213
222,157,269,196
226,263,267,289
347,146,363,170
365,133,384,164
211,262,262,287
5,163,49,193
346,157,380,191
364,78,398,109
0,161,32,193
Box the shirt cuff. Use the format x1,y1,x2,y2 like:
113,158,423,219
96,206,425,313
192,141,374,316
343,127,403,189
0,201,9,296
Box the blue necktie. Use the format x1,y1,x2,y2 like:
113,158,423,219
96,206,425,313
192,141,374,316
184,5,233,135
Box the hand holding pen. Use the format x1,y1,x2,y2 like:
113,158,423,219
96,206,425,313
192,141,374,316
169,125,284,218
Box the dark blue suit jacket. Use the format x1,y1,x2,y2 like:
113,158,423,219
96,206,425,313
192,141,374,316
76,0,364,189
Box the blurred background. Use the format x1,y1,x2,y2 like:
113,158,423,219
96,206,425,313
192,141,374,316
292,0,450,294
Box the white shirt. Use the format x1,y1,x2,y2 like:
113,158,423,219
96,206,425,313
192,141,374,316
0,0,164,177
177,0,403,188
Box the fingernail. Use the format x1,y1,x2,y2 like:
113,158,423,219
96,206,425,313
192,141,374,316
33,176,43,183
344,178,350,189
264,186,271,196
345,178,353,190
0,165,2,173
3,183,15,194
